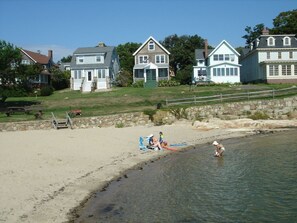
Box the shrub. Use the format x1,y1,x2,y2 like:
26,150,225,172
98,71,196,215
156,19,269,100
143,109,157,121
169,107,188,120
40,86,54,96
248,111,270,120
115,122,125,128
158,80,180,87
132,80,144,88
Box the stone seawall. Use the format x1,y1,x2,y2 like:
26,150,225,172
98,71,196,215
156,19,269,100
0,96,296,132
186,96,297,120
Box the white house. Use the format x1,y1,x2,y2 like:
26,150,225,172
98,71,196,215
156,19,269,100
70,43,120,92
193,40,241,84
240,28,297,83
132,36,170,88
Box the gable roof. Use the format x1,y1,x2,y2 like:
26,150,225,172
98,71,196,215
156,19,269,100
70,46,117,69
21,49,51,64
73,46,115,54
195,49,214,60
133,36,170,56
208,40,240,57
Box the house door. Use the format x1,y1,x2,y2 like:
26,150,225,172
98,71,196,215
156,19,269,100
145,69,157,88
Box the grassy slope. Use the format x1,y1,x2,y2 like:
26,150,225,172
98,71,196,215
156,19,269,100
0,83,295,122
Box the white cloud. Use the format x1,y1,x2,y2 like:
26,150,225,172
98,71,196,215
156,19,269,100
21,44,75,62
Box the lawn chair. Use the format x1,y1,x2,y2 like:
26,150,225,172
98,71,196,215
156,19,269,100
139,136,148,151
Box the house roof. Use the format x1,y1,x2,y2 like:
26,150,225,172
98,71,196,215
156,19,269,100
208,40,240,57
70,46,116,69
133,36,170,56
195,49,214,60
255,34,297,48
21,49,51,64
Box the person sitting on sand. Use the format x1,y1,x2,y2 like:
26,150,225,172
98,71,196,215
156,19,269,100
213,141,225,157
148,134,163,151
159,131,168,147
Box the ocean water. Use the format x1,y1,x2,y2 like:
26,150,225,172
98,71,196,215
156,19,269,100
74,130,297,223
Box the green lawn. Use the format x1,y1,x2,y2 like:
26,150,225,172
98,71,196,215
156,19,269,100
0,83,296,122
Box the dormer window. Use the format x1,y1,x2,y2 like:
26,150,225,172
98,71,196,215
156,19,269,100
267,37,275,46
148,41,155,51
283,37,291,46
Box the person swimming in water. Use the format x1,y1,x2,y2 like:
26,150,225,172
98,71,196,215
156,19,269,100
213,141,225,157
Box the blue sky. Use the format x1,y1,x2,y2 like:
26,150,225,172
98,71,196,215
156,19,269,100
0,0,296,62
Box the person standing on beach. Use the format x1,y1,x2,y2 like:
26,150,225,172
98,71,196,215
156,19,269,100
213,141,225,157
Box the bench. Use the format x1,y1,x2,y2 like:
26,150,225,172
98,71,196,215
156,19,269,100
5,107,31,117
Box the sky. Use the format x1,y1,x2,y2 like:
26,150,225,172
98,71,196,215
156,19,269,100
0,0,296,62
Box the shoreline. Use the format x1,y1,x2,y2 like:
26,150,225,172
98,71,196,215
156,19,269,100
0,119,296,222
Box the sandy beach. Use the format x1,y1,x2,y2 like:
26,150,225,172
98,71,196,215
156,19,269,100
0,119,296,223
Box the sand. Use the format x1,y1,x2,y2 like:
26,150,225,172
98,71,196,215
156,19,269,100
0,119,295,222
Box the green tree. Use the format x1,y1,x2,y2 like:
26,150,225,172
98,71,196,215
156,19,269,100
117,42,141,72
242,23,265,45
160,34,206,84
116,42,141,86
270,9,297,34
0,40,23,100
60,55,72,63
50,67,70,90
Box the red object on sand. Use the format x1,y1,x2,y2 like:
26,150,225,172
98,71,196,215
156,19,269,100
163,146,178,152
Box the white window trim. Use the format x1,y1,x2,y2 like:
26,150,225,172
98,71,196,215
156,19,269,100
138,55,149,64
77,57,84,64
267,37,275,46
283,37,291,46
155,55,165,64
148,41,155,51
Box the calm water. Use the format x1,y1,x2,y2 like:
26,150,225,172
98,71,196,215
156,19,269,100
75,130,297,223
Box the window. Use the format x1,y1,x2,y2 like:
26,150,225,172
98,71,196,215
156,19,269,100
225,54,230,61
156,55,165,63
98,69,106,78
282,65,291,76
219,54,224,61
267,52,270,59
214,55,218,61
234,68,238,76
289,51,293,59
283,37,291,46
158,68,168,77
226,68,230,76
148,41,155,51
230,68,234,76
294,65,297,75
230,54,235,61
74,70,82,79
96,56,101,63
21,59,30,65
267,37,275,46
138,55,149,64
221,68,225,76
135,69,144,78
278,52,282,59
213,68,217,76
77,57,84,64
269,65,279,76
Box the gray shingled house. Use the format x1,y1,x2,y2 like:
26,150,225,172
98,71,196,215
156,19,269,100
70,43,120,92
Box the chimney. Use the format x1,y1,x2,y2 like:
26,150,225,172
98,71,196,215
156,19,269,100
262,27,269,35
48,50,53,60
204,39,208,58
97,42,106,47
